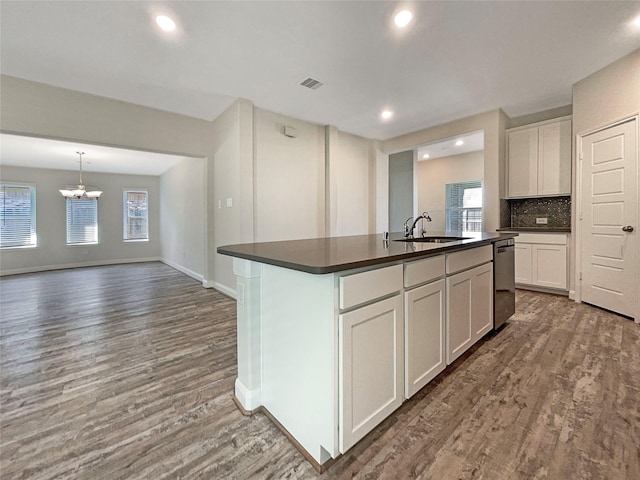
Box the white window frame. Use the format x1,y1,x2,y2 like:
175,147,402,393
66,197,98,245
123,189,149,242
445,180,483,233
0,182,37,249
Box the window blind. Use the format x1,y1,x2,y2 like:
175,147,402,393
123,190,148,240
0,183,36,248
445,181,483,232
66,198,98,245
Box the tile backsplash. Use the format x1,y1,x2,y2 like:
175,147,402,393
509,196,571,228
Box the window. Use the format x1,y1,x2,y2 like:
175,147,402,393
66,198,98,245
0,183,37,248
123,190,148,241
446,181,482,232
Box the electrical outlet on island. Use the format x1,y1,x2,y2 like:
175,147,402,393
536,217,548,225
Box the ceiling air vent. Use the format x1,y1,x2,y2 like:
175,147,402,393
299,77,324,90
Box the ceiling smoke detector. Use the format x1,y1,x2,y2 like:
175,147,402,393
299,77,324,90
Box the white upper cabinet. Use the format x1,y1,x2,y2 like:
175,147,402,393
508,127,539,197
538,120,572,195
507,117,572,198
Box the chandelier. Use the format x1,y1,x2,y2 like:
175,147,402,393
59,151,103,199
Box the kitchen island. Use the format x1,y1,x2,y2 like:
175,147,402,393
218,231,516,471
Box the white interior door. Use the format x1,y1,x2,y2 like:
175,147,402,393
580,118,638,319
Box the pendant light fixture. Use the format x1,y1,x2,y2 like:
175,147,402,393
59,151,103,199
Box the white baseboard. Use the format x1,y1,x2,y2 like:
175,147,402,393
0,257,162,277
203,279,236,299
235,377,261,411
516,283,569,297
160,258,204,283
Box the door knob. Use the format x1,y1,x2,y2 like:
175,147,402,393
622,226,634,232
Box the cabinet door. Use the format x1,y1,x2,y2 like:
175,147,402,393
339,295,403,453
508,127,538,197
538,119,571,196
404,279,446,399
446,270,473,365
514,243,533,285
471,262,493,342
447,263,494,365
533,244,567,289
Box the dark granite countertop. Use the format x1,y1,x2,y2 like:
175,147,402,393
496,227,571,233
217,231,518,274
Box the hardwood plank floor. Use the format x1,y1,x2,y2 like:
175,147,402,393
1,263,638,479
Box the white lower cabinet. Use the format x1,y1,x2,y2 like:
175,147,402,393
446,262,493,365
514,243,533,284
514,233,568,290
404,279,446,399
339,294,403,453
533,244,567,289
236,243,503,466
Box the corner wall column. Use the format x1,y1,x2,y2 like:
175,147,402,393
233,258,262,411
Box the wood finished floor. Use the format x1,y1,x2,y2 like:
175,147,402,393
1,263,638,479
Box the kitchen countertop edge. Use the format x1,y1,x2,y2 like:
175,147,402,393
496,227,571,233
218,232,517,275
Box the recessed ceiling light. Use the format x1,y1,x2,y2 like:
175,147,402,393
455,140,464,146
394,10,413,28
381,110,393,120
633,15,640,27
423,154,430,159
156,15,176,32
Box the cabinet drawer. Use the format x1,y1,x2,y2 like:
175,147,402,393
515,233,567,245
445,245,492,275
404,255,445,289
340,264,403,310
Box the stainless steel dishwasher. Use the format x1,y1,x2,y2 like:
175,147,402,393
494,238,515,329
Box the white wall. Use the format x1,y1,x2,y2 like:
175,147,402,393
388,151,414,233
571,48,640,298
416,150,484,232
210,99,254,295
375,146,389,234
160,157,205,282
0,165,160,275
572,48,640,137
327,129,377,237
0,75,508,297
0,75,211,158
254,108,326,241
381,109,507,233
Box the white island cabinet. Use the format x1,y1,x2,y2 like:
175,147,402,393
403,255,446,398
446,246,494,364
220,233,511,471
338,265,404,452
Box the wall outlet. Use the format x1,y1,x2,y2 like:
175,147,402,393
536,217,548,225
226,197,233,208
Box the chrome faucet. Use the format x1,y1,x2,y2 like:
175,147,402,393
405,212,432,238
403,216,414,238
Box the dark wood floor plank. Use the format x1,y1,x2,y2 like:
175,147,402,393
1,264,639,479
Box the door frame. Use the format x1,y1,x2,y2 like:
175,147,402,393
575,114,639,323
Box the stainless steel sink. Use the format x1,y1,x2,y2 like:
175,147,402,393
394,236,470,243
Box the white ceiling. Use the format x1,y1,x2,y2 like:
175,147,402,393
1,1,639,142
416,131,484,161
0,134,188,175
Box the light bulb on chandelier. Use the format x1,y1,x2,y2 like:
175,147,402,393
59,151,103,200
